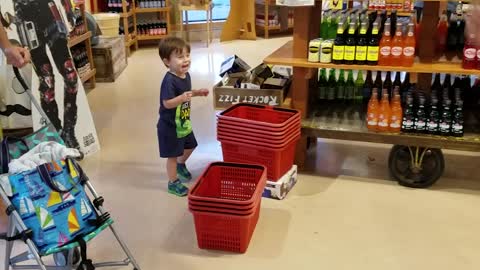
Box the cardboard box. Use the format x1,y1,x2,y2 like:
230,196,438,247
262,165,298,200
92,36,127,82
219,55,251,77
213,80,290,109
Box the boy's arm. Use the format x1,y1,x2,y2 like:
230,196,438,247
163,91,192,109
191,88,210,97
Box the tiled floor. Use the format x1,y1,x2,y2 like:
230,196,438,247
2,37,480,270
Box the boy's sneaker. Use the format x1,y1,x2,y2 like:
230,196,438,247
168,179,189,197
177,163,192,182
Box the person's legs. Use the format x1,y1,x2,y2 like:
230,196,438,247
177,132,198,182
159,128,189,196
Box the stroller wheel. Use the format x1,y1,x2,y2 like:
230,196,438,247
53,247,80,267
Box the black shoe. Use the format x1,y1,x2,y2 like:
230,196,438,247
61,129,80,150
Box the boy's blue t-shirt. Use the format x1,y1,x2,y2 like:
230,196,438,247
158,72,192,138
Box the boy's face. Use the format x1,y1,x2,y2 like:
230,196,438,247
164,47,190,76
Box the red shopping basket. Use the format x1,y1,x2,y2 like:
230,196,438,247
220,137,299,181
218,103,300,128
190,202,261,253
188,162,267,205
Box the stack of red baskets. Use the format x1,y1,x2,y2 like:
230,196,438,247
188,162,267,253
217,103,301,181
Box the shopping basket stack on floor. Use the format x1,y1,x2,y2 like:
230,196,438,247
217,103,301,181
0,67,141,270
188,103,301,253
188,162,267,253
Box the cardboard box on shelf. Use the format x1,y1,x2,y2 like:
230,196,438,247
262,165,298,200
219,55,251,77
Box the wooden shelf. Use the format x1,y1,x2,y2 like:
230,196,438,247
135,7,170,13
137,35,168,40
264,41,480,76
125,37,137,46
80,68,97,84
256,24,294,30
302,107,480,152
121,10,134,18
68,31,92,48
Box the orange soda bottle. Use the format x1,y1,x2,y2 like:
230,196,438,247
389,88,403,132
402,22,415,67
367,88,380,131
379,19,392,66
390,22,404,66
377,88,391,132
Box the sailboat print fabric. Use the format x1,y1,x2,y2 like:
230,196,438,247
8,158,98,254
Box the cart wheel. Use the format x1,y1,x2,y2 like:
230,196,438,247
53,247,80,267
388,145,445,188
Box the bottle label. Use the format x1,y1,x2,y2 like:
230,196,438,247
427,121,438,129
380,46,391,56
391,46,403,57
403,119,414,128
367,46,379,61
477,49,480,59
384,31,390,36
403,47,415,57
464,48,477,59
360,29,367,35
373,29,379,35
390,122,401,128
355,46,367,61
337,29,344,35
440,122,450,130
348,29,355,35
332,45,345,60
344,46,356,60
452,123,463,131
415,120,426,128
408,32,414,37
378,120,389,127
368,120,378,126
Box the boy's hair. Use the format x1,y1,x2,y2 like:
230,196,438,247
158,37,191,63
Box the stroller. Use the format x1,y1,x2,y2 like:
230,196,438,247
0,67,141,270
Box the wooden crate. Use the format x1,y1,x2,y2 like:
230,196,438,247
92,36,128,82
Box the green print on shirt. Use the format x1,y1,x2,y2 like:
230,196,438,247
175,101,192,138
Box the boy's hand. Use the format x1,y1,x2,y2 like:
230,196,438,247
181,91,193,102
193,88,210,97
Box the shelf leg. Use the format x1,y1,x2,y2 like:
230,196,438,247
295,135,308,170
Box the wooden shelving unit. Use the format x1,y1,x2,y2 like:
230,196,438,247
263,0,480,188
92,0,139,56
69,2,96,89
135,0,171,43
93,0,170,47
255,0,293,39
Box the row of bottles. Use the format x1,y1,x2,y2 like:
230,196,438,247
435,9,465,60
137,0,167,8
317,69,413,105
71,8,86,37
107,0,132,13
137,21,168,36
400,91,464,137
368,0,412,11
317,69,364,104
367,87,403,132
71,46,91,77
311,9,416,66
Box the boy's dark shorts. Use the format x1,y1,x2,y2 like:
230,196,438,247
158,130,198,158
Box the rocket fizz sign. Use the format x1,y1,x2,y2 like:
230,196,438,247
0,0,100,156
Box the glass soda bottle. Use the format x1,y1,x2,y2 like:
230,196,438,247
327,68,337,101
355,21,368,65
367,88,380,131
318,68,328,105
378,19,392,66
345,70,355,105
363,70,374,104
354,70,364,104
463,32,477,69
402,22,415,67
333,21,346,64
367,20,380,65
436,12,448,57
344,21,357,65
451,100,464,137
389,92,403,133
401,95,415,132
337,69,346,103
320,10,330,39
426,97,440,135
384,71,393,100
377,88,391,132
414,95,427,133
439,99,452,136
390,22,404,66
